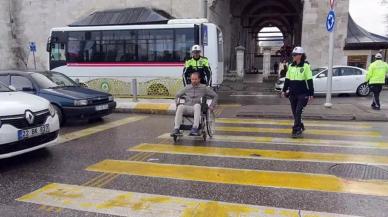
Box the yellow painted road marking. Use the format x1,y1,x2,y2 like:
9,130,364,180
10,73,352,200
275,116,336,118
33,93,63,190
158,133,388,150
59,116,147,144
129,143,388,166
134,103,171,112
216,118,372,129
86,160,388,197
216,126,381,138
18,183,358,217
40,151,151,213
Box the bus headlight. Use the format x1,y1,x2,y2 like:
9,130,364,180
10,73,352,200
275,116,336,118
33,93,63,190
48,104,56,117
74,99,88,106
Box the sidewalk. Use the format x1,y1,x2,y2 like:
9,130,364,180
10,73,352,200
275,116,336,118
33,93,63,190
235,104,388,121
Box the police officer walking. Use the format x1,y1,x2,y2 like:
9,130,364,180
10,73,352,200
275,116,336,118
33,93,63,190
367,53,388,110
183,45,212,85
281,47,314,138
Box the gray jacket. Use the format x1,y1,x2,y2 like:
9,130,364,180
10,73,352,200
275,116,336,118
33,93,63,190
176,84,218,107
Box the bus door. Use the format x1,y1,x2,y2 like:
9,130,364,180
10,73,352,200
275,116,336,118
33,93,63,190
47,31,67,70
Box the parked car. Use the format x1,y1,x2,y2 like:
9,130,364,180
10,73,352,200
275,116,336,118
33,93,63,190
0,71,116,125
275,66,370,96
0,81,60,159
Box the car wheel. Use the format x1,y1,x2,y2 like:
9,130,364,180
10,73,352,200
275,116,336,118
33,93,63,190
356,83,370,97
52,104,64,125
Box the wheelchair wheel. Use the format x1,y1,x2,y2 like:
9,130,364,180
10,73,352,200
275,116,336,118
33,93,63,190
206,110,216,138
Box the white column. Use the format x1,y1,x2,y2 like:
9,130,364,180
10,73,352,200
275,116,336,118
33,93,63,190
235,46,246,79
263,48,271,79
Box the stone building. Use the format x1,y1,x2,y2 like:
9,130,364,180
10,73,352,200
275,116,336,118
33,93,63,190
0,0,357,78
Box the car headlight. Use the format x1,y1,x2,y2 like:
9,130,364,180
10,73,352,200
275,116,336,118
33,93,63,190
108,96,114,101
74,99,88,106
277,80,284,85
48,104,56,117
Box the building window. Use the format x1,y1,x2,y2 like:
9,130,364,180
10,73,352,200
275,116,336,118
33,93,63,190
348,55,367,69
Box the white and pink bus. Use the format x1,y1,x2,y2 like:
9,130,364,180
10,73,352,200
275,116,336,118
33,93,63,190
47,19,224,97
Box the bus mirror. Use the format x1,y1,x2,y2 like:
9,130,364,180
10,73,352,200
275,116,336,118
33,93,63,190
46,42,51,52
46,37,51,52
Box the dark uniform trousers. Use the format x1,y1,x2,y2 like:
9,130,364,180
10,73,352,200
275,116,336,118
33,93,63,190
369,84,383,108
289,94,308,131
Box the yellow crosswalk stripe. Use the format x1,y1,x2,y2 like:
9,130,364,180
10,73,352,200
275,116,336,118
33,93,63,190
216,118,372,129
86,160,388,197
18,183,358,217
58,116,147,144
216,126,381,137
129,143,388,166
158,133,388,150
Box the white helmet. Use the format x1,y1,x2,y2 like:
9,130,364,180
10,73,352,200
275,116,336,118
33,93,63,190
375,53,383,59
292,46,305,55
191,45,201,52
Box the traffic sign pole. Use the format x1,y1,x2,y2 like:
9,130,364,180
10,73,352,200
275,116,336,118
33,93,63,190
324,7,335,108
325,29,334,108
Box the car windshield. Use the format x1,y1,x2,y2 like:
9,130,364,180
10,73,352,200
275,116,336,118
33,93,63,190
0,81,11,92
31,72,78,89
312,68,326,76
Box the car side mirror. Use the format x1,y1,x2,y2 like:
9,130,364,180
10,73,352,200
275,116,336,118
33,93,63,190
8,85,16,91
318,74,326,78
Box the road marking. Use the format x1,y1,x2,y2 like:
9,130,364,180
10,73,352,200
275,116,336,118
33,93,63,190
18,183,358,217
216,118,372,129
86,160,388,197
129,143,388,166
216,126,380,138
134,103,171,112
40,151,151,213
158,134,388,150
59,116,148,144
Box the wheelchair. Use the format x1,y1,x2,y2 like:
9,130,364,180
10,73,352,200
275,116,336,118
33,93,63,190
172,69,216,142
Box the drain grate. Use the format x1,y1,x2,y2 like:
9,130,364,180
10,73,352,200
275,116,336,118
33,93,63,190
329,164,388,180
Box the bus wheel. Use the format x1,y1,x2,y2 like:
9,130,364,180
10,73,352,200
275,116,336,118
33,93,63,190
147,83,169,96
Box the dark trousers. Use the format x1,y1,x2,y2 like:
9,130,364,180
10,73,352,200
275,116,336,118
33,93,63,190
289,94,309,131
370,84,383,108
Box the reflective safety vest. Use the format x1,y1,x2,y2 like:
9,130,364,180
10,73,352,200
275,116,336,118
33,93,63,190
184,56,210,71
283,61,314,96
367,60,388,84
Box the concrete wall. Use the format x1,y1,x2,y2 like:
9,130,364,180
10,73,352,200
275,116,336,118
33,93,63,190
0,0,202,70
0,0,15,69
302,0,349,68
208,0,232,72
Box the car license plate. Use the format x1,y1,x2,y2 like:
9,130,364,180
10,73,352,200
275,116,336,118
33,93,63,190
95,104,109,111
18,124,50,140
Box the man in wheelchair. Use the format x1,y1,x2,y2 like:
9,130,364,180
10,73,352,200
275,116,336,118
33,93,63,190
171,72,218,137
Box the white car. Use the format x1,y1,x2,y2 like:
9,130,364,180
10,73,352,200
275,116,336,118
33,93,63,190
275,66,370,96
0,82,60,159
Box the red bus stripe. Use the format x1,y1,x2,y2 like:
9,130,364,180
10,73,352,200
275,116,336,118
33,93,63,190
67,62,184,67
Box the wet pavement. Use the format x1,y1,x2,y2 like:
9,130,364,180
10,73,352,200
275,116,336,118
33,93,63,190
1,111,388,217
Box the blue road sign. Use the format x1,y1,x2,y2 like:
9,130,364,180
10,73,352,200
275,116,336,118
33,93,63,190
29,42,37,52
326,10,336,32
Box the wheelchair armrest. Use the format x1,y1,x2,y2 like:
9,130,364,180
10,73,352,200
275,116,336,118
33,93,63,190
176,96,186,106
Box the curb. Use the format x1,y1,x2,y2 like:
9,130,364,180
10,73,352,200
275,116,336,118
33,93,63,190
115,102,176,115
237,113,388,122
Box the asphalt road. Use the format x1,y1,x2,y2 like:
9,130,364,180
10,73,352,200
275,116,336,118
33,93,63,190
1,111,388,217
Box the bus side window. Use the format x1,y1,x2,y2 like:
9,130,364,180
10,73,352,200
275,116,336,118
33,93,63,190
51,43,66,61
